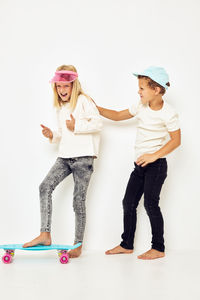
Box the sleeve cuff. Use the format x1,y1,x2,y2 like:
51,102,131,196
128,106,136,116
50,131,61,143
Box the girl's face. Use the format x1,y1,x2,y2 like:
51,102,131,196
138,78,157,105
56,82,73,102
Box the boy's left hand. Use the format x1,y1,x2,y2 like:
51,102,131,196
136,153,158,167
66,114,75,132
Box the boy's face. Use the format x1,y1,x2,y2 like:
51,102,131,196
138,78,157,104
56,82,73,102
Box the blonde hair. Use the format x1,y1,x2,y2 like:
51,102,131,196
52,65,90,111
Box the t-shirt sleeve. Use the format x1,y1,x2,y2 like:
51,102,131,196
128,101,142,116
165,110,180,132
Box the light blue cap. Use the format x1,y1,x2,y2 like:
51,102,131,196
133,66,169,89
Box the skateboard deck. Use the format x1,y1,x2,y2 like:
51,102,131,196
0,243,82,264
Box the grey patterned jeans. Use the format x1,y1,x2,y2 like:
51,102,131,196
39,156,94,244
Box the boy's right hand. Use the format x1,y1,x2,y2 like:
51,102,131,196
40,124,53,139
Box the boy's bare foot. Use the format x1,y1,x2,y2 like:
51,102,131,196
105,245,133,255
23,232,52,248
68,244,82,258
137,249,165,260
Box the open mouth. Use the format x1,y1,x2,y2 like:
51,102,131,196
60,93,68,97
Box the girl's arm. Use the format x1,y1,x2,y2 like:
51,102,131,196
97,106,134,121
67,98,103,134
51,128,62,143
40,124,53,139
50,110,62,143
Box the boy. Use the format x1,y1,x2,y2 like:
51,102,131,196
97,66,181,259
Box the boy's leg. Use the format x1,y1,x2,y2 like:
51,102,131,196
23,158,72,248
120,164,145,249
106,163,144,254
69,156,94,258
138,159,167,259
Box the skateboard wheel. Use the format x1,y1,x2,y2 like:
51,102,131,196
58,250,67,257
7,250,15,257
2,253,12,264
59,253,69,264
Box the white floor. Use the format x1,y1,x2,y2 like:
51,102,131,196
0,249,199,300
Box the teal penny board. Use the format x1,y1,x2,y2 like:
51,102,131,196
0,243,82,264
0,243,81,251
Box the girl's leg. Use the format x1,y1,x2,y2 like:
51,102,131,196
69,156,94,257
39,158,72,233
23,158,72,247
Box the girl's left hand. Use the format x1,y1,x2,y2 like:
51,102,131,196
136,153,158,167
66,114,75,132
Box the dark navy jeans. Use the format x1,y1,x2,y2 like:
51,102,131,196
120,158,167,252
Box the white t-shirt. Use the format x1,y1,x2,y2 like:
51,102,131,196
51,95,102,158
128,101,180,160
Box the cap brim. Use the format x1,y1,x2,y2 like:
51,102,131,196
132,72,147,77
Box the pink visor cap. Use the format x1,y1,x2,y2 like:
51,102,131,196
50,70,78,83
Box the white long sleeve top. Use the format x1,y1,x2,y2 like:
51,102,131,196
51,95,102,158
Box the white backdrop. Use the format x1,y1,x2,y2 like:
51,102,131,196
0,0,199,251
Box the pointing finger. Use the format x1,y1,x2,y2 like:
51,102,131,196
40,124,47,129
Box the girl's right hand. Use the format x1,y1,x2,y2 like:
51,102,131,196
40,124,53,139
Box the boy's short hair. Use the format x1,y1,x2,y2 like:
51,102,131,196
138,75,170,95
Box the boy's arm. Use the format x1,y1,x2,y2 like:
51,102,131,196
136,129,181,167
97,106,134,121
154,129,181,158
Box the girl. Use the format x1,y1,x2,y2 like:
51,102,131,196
23,65,102,258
